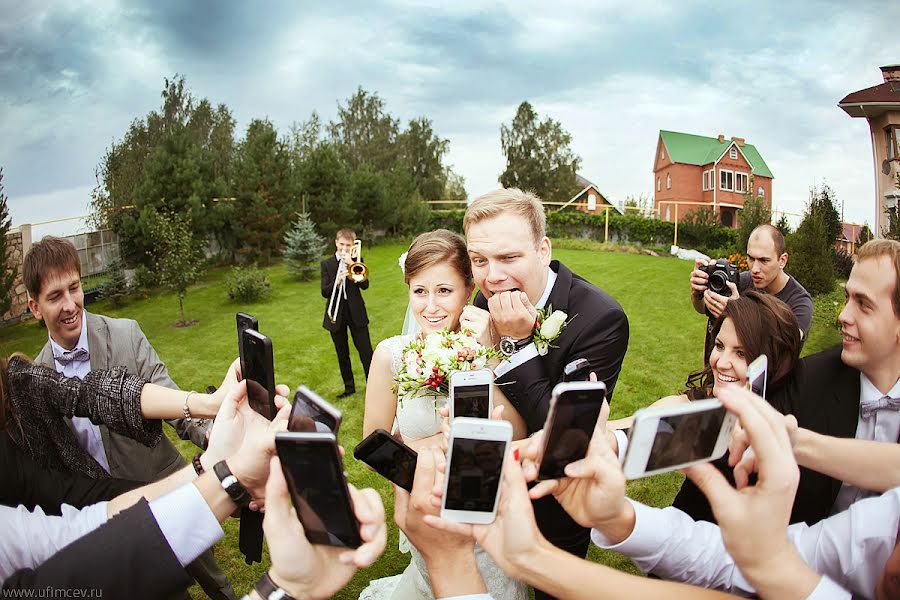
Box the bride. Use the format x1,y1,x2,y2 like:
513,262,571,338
361,229,528,600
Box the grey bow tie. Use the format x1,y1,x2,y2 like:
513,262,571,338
55,347,90,365
860,395,900,419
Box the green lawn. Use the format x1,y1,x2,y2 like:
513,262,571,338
0,245,842,599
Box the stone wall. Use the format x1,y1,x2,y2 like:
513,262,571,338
1,229,29,326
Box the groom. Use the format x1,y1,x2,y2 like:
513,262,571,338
464,188,629,597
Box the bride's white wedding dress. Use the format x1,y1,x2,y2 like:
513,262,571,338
359,334,528,600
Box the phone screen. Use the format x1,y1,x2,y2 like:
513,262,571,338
353,431,417,492
289,389,339,433
242,331,275,420
538,386,605,480
644,406,727,471
453,384,490,419
444,437,506,512
277,437,361,548
236,313,258,365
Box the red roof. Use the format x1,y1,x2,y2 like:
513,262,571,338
839,222,863,243
839,80,900,105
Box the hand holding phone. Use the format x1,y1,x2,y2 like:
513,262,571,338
623,399,738,480
563,358,591,382
289,386,342,434
746,355,768,399
241,329,277,420
449,370,493,420
441,417,512,524
353,429,417,492
236,312,259,369
537,381,607,480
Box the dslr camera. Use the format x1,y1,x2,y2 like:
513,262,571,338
701,259,739,297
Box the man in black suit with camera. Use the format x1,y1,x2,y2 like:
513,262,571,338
321,228,373,399
464,188,630,599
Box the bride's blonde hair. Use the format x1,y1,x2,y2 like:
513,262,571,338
404,230,472,287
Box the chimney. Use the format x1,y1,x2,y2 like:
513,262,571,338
731,136,745,146
881,64,900,83
717,134,725,143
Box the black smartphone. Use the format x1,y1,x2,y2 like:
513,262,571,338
241,329,276,420
537,381,607,480
236,312,259,368
563,358,591,382
289,386,342,434
275,432,361,548
353,429,417,492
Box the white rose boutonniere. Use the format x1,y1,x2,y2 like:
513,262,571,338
532,305,571,356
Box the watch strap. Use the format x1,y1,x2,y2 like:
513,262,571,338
212,460,251,508
514,335,534,350
254,572,297,600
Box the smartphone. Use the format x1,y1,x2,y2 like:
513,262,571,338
236,312,259,367
275,432,361,548
449,370,493,420
746,354,768,399
241,329,276,420
441,417,512,524
289,386,342,434
353,429,417,493
537,381,607,480
563,358,591,382
623,399,738,480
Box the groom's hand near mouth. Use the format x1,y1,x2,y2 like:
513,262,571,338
489,291,538,340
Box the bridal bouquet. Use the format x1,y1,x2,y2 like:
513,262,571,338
393,328,498,398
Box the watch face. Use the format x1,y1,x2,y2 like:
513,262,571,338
500,337,516,356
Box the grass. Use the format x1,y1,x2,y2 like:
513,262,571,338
0,245,842,598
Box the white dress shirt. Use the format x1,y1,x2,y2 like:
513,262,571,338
49,312,111,473
493,267,557,378
831,374,900,514
0,482,224,583
591,486,900,599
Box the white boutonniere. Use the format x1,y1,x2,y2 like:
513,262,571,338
532,305,571,356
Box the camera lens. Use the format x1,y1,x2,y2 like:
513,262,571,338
709,272,726,295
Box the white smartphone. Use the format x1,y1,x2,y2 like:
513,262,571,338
746,354,768,399
449,370,493,420
441,417,512,524
537,381,607,481
623,399,738,480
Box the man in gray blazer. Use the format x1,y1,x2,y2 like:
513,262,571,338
24,236,234,600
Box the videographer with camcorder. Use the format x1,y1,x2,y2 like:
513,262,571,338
690,224,812,362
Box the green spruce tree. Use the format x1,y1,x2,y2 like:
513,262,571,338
0,169,16,316
786,205,836,296
99,257,129,307
284,212,326,281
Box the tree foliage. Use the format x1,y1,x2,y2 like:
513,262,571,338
807,183,842,253
737,180,772,251
774,213,792,237
98,257,129,308
499,101,582,202
329,87,400,172
284,212,326,281
397,117,450,201
0,169,17,315
786,199,836,296
145,209,203,324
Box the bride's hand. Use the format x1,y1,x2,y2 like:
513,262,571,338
460,305,494,349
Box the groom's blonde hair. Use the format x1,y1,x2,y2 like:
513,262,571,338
463,188,546,246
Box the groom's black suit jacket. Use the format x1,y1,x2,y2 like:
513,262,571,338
475,260,629,551
474,260,630,432
674,344,862,525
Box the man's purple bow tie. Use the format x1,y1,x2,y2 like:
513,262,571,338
860,395,900,419
56,347,90,365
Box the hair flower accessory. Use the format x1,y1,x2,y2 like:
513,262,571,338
398,251,409,275
532,305,572,356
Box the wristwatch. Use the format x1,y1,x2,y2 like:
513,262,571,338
499,335,533,358
212,460,252,508
254,572,296,600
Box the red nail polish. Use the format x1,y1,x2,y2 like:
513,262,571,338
513,448,520,461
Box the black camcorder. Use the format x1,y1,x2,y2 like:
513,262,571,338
701,259,739,297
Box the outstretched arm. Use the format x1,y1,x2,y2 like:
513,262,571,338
363,344,399,438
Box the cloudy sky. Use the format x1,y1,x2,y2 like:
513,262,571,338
2,0,897,237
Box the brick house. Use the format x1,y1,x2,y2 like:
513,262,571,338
653,130,774,228
564,174,619,215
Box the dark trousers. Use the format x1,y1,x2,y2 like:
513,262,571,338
532,494,591,600
184,548,236,600
330,322,373,392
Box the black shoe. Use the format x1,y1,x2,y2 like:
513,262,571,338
337,389,355,399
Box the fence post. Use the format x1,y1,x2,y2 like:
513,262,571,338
674,204,679,247
604,207,609,243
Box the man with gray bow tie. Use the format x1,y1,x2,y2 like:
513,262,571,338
22,236,235,600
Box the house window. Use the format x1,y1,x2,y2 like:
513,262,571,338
588,193,597,211
729,146,738,160
702,171,708,191
666,174,671,189
660,147,665,160
758,186,765,198
720,169,734,192
657,177,661,192
702,169,715,191
887,126,900,161
735,172,749,193
721,210,733,227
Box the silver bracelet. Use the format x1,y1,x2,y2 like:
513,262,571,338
183,390,198,423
